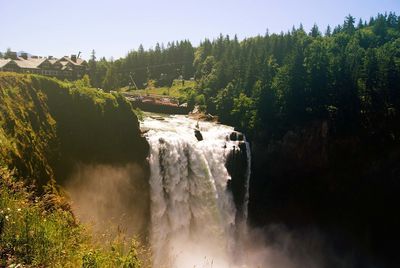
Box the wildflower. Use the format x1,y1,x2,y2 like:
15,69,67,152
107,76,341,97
17,208,21,212
7,207,11,211
5,215,9,221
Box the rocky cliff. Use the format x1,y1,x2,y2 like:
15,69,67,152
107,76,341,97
248,120,400,266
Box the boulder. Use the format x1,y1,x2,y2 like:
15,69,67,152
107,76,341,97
194,129,203,141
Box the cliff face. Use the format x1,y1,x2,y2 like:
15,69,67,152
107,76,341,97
0,73,149,187
0,74,58,185
248,120,400,265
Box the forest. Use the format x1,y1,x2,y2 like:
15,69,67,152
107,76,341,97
90,13,400,141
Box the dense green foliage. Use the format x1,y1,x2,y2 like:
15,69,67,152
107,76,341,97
94,13,400,141
0,73,148,185
0,74,59,185
0,73,148,266
89,41,194,90
193,13,400,138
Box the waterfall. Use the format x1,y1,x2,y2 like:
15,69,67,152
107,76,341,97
142,115,251,268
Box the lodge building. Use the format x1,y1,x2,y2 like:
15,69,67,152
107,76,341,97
0,52,88,80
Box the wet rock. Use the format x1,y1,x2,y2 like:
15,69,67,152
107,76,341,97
150,116,165,121
230,132,238,141
141,127,150,135
194,129,203,141
229,131,244,141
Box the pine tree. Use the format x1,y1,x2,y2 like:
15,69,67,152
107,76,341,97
325,25,332,37
310,24,321,37
344,14,356,34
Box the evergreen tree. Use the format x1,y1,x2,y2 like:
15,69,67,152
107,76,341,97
88,49,98,87
310,24,321,37
344,14,356,34
325,25,332,37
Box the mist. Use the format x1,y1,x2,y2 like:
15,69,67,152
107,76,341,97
62,114,363,267
63,163,362,268
65,163,150,238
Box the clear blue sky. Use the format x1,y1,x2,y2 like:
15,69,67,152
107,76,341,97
1,0,399,60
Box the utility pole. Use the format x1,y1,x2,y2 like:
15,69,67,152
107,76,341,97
129,72,138,90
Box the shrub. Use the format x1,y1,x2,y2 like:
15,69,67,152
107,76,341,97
0,167,143,267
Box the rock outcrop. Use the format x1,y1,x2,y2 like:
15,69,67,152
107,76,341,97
248,120,400,266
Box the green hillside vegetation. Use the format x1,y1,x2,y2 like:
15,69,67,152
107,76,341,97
0,73,59,186
0,73,148,185
0,73,147,266
0,168,141,267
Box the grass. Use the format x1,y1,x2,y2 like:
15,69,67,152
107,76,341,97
119,79,196,99
0,167,143,267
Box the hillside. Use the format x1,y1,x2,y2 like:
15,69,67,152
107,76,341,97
0,72,148,185
0,73,148,266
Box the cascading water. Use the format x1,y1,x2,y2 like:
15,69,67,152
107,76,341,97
141,114,251,268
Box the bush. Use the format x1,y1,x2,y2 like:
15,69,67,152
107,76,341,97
195,94,206,112
0,167,143,267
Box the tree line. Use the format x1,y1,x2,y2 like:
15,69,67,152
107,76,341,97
88,40,194,90
89,13,400,140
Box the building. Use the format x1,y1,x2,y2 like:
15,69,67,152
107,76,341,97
0,52,88,80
